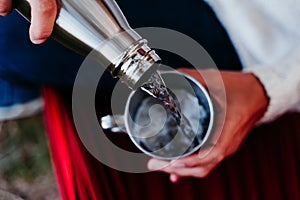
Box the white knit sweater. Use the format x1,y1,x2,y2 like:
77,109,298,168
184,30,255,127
205,0,300,123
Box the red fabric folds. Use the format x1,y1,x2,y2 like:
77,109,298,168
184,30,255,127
42,86,300,200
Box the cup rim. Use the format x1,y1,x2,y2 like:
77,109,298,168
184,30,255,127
124,70,214,160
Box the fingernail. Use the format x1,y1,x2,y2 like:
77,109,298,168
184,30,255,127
170,174,179,183
147,160,165,171
0,11,11,16
32,38,47,44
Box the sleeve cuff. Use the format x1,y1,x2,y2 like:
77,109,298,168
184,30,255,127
243,66,300,124
0,97,43,121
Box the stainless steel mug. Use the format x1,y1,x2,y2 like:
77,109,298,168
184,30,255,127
101,71,214,160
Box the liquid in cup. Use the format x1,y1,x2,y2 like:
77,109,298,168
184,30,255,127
102,71,214,160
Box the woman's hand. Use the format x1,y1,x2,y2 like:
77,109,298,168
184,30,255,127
147,68,269,182
0,0,57,44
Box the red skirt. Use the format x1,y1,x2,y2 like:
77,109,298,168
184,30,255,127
42,86,300,200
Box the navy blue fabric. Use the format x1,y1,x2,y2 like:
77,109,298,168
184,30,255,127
116,0,242,70
0,11,84,86
0,1,242,107
0,11,84,106
0,78,40,106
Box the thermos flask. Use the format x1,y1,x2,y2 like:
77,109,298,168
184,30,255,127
14,0,161,88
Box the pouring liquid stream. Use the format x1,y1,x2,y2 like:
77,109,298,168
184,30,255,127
140,71,198,148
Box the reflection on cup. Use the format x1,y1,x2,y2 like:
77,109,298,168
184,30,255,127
101,71,214,160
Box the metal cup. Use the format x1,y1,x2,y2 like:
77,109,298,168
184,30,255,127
101,71,214,160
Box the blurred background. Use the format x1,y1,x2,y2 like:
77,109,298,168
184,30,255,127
0,114,60,200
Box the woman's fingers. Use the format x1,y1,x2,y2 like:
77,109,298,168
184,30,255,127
0,0,12,16
29,0,57,44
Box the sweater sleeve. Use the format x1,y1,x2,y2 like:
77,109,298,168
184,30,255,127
204,0,300,123
243,46,300,123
